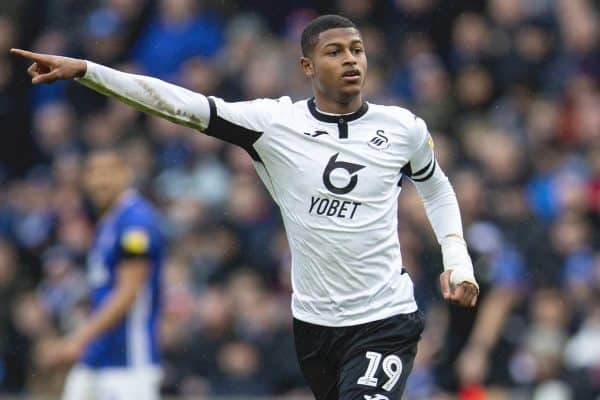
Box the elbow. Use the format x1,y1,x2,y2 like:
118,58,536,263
419,181,457,207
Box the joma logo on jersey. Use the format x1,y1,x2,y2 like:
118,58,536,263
368,130,390,150
364,395,389,400
304,130,329,138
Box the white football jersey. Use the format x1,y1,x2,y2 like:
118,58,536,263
206,96,436,326
77,62,446,327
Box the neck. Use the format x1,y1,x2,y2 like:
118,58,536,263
96,188,133,219
313,93,363,115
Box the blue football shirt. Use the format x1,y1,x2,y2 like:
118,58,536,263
82,191,164,368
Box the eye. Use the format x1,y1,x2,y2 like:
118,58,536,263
328,50,339,56
353,47,364,54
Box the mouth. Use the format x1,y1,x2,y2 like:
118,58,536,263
341,70,361,83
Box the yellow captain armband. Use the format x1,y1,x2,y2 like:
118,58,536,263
121,228,150,255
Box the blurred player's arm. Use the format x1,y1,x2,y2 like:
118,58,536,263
74,258,149,349
404,117,478,307
69,226,154,363
10,49,210,131
47,258,150,366
457,286,520,385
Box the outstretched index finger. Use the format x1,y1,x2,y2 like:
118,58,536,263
10,48,50,63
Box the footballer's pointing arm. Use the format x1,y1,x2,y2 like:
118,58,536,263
10,49,211,131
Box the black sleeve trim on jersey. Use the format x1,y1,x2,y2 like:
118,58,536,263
120,251,151,261
205,97,264,163
207,96,217,129
401,159,436,182
412,160,436,182
400,162,413,177
411,159,433,177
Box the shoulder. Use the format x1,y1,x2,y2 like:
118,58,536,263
367,103,427,143
245,96,293,107
260,96,294,115
256,96,294,115
208,96,293,125
117,195,164,253
211,95,293,110
274,96,294,106
119,195,161,228
367,103,420,130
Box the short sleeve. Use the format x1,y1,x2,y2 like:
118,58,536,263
205,97,287,161
401,116,436,182
117,212,158,260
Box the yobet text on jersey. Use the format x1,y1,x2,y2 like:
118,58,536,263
309,196,362,219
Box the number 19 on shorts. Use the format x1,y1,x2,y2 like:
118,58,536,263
357,351,403,392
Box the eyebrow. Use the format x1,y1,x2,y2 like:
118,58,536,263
322,39,364,48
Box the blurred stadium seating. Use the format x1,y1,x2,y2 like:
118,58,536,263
0,0,600,399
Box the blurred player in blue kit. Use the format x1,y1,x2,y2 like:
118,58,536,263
45,147,165,400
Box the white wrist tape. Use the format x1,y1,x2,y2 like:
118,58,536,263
441,236,479,290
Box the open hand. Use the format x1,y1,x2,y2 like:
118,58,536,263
440,270,479,307
10,48,86,84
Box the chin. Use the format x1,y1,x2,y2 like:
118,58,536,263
90,193,115,210
338,85,362,101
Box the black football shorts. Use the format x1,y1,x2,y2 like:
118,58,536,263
293,310,425,400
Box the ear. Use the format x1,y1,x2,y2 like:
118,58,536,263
300,57,314,78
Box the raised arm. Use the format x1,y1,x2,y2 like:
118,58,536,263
10,48,210,131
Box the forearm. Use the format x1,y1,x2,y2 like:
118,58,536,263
468,287,519,350
76,61,210,131
414,167,477,287
75,284,140,346
414,166,463,241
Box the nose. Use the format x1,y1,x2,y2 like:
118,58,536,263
342,49,357,65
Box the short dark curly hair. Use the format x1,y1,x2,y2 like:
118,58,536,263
301,14,358,57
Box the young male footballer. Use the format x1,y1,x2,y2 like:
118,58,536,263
13,14,478,400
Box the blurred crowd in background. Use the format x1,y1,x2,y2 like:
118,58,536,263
0,0,599,399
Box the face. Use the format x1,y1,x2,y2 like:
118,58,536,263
83,150,132,211
302,27,367,103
